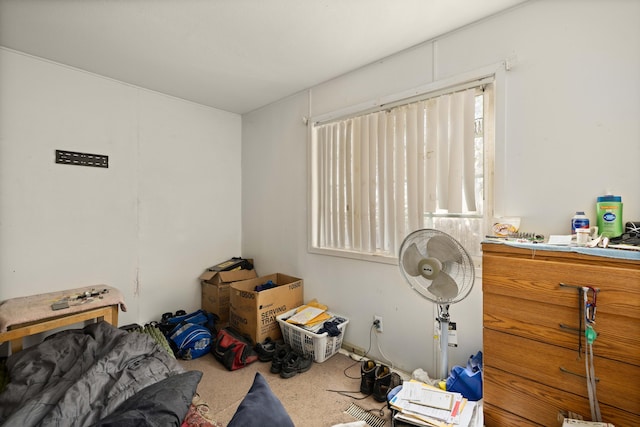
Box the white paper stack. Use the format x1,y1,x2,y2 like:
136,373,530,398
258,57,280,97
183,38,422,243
389,380,477,427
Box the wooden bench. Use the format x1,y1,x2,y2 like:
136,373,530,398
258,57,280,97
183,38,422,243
0,286,125,354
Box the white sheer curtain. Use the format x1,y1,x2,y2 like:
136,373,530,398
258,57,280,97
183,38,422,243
314,88,478,256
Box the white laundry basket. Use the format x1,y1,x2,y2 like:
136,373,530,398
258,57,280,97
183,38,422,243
276,308,349,363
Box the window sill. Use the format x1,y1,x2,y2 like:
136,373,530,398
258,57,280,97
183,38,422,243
307,246,398,265
308,246,484,277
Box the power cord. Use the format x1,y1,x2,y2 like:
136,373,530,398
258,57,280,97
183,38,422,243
360,403,387,418
375,336,394,369
327,324,377,399
343,323,375,379
325,323,401,423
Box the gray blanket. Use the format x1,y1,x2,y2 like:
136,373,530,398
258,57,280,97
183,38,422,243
0,321,184,426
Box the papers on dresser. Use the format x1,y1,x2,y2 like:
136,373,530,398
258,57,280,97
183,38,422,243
547,235,573,245
389,380,473,426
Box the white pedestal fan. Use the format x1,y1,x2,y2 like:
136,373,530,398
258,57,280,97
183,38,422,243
398,229,475,380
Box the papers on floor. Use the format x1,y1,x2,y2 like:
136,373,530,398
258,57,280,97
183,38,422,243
389,380,476,427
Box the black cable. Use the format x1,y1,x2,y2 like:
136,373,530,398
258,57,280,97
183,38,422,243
327,324,379,398
343,323,376,379
343,360,360,379
353,403,387,418
326,389,372,400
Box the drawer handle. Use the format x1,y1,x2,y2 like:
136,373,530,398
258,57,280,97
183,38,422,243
559,366,599,382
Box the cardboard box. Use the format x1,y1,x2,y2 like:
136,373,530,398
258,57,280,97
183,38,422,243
229,273,303,344
207,257,254,272
200,269,257,324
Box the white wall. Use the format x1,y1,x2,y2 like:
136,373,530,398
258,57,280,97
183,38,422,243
0,49,242,330
242,0,640,376
1,0,636,377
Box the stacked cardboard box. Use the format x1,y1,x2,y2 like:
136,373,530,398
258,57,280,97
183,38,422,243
229,273,303,344
199,258,256,325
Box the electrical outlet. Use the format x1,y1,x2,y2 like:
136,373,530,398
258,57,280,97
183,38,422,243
374,315,383,333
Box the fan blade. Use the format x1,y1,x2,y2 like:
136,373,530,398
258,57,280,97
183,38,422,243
402,243,425,277
427,272,459,300
426,235,463,264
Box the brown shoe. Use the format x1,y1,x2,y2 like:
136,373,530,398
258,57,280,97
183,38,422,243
360,359,377,394
373,364,391,402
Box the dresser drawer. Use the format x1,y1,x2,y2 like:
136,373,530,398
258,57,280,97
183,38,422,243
482,252,640,320
484,292,640,366
483,403,540,427
484,328,640,415
482,244,640,427
484,366,640,427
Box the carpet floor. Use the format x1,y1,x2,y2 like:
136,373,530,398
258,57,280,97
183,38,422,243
179,351,393,427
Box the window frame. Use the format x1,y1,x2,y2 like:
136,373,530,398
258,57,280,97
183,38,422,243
307,68,500,265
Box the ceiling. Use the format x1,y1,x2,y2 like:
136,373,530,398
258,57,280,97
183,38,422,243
0,0,527,114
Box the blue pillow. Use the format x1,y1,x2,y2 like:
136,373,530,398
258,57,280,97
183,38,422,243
228,372,294,427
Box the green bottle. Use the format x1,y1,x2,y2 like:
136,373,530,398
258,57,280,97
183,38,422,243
596,195,623,238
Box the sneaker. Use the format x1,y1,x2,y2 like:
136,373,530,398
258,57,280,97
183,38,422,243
280,351,313,378
360,359,377,394
270,342,291,374
373,364,392,402
255,337,279,362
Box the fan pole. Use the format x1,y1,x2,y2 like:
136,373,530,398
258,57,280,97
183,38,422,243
437,304,450,380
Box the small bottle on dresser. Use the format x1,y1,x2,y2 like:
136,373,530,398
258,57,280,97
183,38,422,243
571,211,589,234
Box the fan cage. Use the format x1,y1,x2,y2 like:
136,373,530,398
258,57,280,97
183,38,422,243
398,228,475,304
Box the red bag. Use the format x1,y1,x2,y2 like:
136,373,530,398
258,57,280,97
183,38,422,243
212,327,258,370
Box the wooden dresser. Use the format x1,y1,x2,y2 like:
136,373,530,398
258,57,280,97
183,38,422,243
482,242,640,427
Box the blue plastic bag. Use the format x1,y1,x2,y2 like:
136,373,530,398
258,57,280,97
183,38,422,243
446,351,483,401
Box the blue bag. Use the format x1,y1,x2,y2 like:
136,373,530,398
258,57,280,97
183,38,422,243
446,351,483,401
169,322,212,360
163,309,217,331
160,309,218,360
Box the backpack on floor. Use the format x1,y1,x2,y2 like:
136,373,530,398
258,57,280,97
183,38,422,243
161,309,218,360
212,327,258,371
168,322,212,360
160,309,218,334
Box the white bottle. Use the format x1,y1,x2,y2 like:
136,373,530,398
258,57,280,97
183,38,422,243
571,211,589,234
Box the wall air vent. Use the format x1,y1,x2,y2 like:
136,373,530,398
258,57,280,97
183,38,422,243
55,150,108,168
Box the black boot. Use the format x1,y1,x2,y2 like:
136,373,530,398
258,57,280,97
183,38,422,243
255,337,280,362
373,364,392,402
360,359,377,394
270,342,291,374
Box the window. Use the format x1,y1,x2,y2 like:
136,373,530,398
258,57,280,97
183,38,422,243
309,79,494,261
